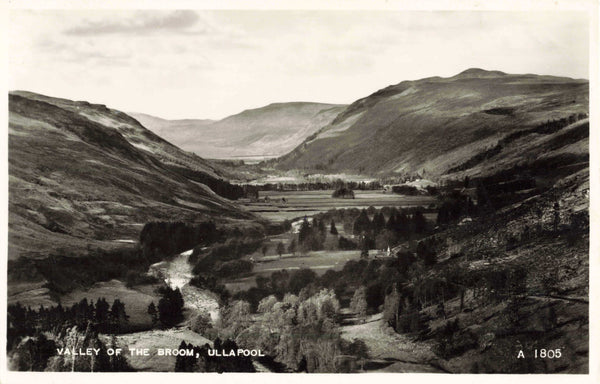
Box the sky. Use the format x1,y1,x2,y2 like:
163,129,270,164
8,10,590,120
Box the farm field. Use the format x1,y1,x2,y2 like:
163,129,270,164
241,189,435,222
225,250,363,292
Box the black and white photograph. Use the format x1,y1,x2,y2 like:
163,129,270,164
2,0,597,379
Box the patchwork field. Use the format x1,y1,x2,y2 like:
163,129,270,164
241,189,435,222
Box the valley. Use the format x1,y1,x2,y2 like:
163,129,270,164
7,68,590,373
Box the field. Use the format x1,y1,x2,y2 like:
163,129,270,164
241,189,435,222
61,279,160,330
225,250,363,292
228,189,437,292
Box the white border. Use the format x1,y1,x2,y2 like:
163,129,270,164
1,1,598,384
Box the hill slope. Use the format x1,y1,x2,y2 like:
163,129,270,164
127,112,215,145
131,102,346,160
273,69,588,176
8,92,254,262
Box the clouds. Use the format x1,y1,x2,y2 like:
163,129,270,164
63,10,202,35
8,10,590,119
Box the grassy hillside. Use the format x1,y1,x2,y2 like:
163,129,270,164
8,91,255,264
131,102,346,160
273,69,588,176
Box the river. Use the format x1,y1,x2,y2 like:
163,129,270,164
148,249,220,323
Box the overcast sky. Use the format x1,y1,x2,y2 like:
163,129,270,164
9,10,589,119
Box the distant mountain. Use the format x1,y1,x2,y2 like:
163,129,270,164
130,102,347,160
273,69,589,177
129,112,215,144
8,91,254,261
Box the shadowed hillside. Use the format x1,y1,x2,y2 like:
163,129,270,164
273,69,588,176
8,91,255,263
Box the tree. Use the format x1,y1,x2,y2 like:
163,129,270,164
353,209,371,236
346,339,369,371
317,218,326,236
299,217,311,243
219,300,251,336
396,211,411,239
95,298,110,326
386,208,398,231
413,210,427,234
157,287,185,327
147,302,158,327
372,211,386,236
109,299,128,333
288,238,297,255
417,241,437,266
350,287,368,323
288,268,317,295
276,242,285,258
191,310,212,335
360,240,369,259
330,220,338,235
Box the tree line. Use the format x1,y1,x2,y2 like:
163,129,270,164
8,297,130,350
8,300,134,371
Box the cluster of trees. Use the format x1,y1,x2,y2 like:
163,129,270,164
174,338,255,372
220,290,369,372
331,186,355,199
351,207,428,249
190,237,262,279
233,235,433,318
147,286,185,327
286,206,432,257
231,234,442,322
167,164,246,200
233,268,320,311
296,217,329,252
29,247,145,296
140,221,221,262
390,185,421,195
242,179,383,193
8,298,130,351
437,174,541,226
436,189,477,225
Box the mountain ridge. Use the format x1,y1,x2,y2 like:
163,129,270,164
272,69,589,176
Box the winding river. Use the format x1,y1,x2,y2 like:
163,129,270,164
148,249,220,322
